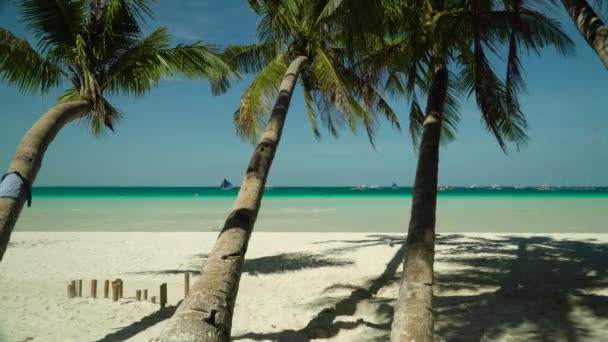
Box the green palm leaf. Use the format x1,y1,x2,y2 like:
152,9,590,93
0,28,64,94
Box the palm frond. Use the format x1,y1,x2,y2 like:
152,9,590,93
234,55,288,142
224,43,278,74
0,28,64,94
301,76,321,139
159,43,233,95
17,0,87,53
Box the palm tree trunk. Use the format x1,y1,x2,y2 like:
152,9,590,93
154,55,308,342
0,101,90,262
390,62,448,342
562,0,608,68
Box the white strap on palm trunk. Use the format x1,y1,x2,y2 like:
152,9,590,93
0,172,31,207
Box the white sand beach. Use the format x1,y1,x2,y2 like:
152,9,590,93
1,232,607,342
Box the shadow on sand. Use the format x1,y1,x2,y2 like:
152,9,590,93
233,234,608,341
94,305,178,342
127,252,354,276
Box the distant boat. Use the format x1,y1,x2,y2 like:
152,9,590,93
351,184,368,190
490,184,503,190
467,185,478,189
438,185,452,191
391,182,398,189
220,179,234,190
265,185,272,190
537,180,555,191
370,185,382,189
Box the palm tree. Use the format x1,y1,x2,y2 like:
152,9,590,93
560,0,607,68
155,1,399,341
0,0,232,262
382,1,574,340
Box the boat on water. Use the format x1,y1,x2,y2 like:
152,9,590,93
265,185,272,190
370,185,382,189
220,179,234,190
351,184,368,190
490,184,503,190
391,182,399,189
438,185,452,191
537,181,555,191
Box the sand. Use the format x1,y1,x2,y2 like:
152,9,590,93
1,232,607,342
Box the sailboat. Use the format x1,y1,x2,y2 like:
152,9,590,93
391,182,398,189
537,180,554,191
220,179,234,190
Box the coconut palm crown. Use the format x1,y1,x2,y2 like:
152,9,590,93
0,0,233,134
226,0,401,145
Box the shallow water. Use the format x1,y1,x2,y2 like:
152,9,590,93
15,187,608,233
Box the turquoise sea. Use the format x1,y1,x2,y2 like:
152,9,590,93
16,187,608,233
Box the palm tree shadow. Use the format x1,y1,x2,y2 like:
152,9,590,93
125,252,354,277
434,235,608,341
94,304,178,342
233,235,407,341
233,234,608,341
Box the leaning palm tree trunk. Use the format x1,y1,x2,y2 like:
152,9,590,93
0,101,90,262
154,55,308,342
562,0,608,68
391,63,448,342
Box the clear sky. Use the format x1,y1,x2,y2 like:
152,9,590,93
1,1,607,187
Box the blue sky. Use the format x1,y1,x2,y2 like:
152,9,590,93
0,1,607,187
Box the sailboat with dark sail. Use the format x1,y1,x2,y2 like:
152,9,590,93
220,179,234,190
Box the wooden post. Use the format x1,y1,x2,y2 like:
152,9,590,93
184,272,190,297
91,280,97,298
143,289,148,301
118,279,123,299
160,283,167,308
104,280,109,298
151,296,156,304
70,280,76,297
112,281,119,302
136,289,142,301
67,283,75,298
78,279,83,297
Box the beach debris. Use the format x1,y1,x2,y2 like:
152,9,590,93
143,289,148,301
136,290,142,301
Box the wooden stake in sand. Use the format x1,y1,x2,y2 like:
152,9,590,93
114,278,123,299
112,281,119,302
78,279,83,297
67,283,75,298
151,296,156,304
143,289,148,301
160,283,167,308
104,280,109,298
136,289,142,301
91,280,97,298
70,280,76,297
184,272,190,297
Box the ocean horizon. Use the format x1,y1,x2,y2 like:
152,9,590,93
15,186,608,234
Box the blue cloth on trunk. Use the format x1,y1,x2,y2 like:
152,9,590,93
0,172,32,207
